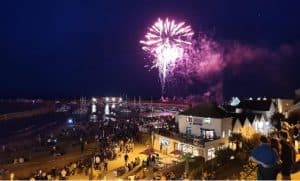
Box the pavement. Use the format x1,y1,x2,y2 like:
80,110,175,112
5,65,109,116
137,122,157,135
68,144,178,180
0,143,98,179
68,144,148,180
1,138,178,180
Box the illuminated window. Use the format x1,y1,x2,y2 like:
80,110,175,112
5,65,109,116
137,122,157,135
228,129,232,136
205,130,214,139
207,148,216,160
258,121,264,132
204,118,211,124
186,127,192,135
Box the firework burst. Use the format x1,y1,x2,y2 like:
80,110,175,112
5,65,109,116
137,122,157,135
140,18,194,94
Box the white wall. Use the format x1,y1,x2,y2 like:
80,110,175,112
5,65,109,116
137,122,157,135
221,118,232,136
177,115,230,137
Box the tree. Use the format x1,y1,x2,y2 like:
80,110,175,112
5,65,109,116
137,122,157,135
182,152,193,176
271,112,285,131
229,133,243,150
215,148,235,165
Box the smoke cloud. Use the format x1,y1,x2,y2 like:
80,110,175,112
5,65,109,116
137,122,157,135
166,34,300,102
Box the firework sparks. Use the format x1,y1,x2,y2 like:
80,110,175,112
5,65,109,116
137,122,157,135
140,18,194,94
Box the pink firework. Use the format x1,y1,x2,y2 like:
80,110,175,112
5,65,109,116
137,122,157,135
140,18,194,94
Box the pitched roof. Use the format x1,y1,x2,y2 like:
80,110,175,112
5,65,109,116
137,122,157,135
231,112,266,127
222,104,237,113
179,103,229,118
236,99,272,111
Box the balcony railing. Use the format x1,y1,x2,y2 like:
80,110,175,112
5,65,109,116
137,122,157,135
156,129,220,147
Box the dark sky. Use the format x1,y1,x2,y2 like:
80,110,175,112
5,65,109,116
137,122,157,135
0,0,300,99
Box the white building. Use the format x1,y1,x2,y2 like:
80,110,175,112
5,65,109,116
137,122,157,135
225,98,276,137
177,103,232,139
154,103,232,161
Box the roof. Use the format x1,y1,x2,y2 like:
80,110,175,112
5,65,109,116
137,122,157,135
179,103,229,118
236,99,272,111
231,113,260,126
222,104,236,113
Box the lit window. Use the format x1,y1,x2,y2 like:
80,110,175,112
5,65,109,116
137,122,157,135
258,121,264,131
204,118,211,124
222,131,225,138
207,148,216,160
187,116,193,124
228,129,232,136
186,127,192,135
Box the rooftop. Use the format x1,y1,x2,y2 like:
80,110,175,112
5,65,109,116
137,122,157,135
179,102,229,118
236,99,273,111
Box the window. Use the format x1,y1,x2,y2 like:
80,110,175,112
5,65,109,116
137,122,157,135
258,121,264,132
207,148,216,160
186,127,192,135
222,131,225,138
203,118,211,124
187,116,193,125
228,129,232,136
160,138,169,147
206,130,214,139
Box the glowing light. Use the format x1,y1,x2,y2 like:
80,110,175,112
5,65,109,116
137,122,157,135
140,18,193,93
92,97,97,103
112,97,116,102
105,104,109,115
105,97,109,102
68,118,73,124
92,104,96,113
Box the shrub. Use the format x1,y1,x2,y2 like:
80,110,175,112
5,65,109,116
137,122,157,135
215,148,235,165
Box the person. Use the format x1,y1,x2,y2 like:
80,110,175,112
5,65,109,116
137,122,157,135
270,138,280,154
9,172,14,181
60,168,67,180
124,153,129,164
270,137,282,176
104,161,108,172
249,135,279,180
46,173,52,180
80,141,84,154
279,131,296,180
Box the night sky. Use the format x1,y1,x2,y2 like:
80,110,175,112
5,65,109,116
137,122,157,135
0,0,300,99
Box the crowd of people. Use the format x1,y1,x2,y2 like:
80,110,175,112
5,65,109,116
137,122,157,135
250,124,299,180
0,109,145,179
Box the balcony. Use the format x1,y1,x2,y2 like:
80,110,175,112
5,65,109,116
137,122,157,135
156,129,220,147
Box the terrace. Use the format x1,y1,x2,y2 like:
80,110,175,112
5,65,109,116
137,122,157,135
156,128,221,147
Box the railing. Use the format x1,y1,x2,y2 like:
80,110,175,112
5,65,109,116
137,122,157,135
156,129,220,147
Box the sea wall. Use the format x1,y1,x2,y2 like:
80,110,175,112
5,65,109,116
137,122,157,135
0,107,54,121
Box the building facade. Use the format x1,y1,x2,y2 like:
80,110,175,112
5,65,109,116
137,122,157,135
226,98,277,137
154,103,232,161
